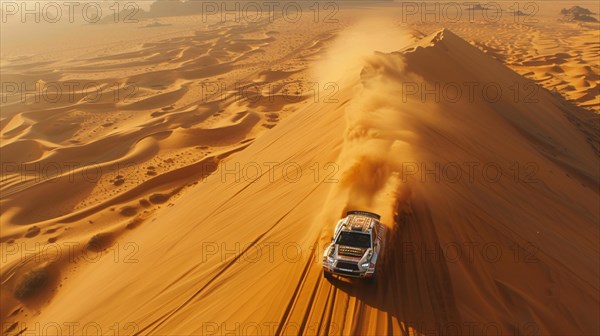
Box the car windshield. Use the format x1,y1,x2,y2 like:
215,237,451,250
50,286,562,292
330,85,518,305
336,231,371,248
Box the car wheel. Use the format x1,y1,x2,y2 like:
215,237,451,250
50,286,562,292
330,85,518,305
367,273,376,284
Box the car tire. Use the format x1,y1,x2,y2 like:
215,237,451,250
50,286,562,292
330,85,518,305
324,270,332,280
367,273,376,284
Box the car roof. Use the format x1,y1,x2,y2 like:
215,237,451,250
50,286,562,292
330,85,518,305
342,214,377,233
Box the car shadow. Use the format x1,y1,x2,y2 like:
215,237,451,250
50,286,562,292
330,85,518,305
328,192,462,335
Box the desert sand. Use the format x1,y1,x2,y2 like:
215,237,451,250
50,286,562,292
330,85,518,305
1,1,599,335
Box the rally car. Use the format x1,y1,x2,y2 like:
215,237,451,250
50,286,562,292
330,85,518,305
322,211,386,280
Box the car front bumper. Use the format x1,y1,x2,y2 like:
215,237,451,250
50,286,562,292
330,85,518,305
322,263,374,278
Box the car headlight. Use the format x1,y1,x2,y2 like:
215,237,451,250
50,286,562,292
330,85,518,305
361,262,370,268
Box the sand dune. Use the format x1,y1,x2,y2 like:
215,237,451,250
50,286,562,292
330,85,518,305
1,2,599,336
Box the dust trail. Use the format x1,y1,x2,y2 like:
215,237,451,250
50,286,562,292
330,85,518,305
313,19,414,88
318,24,419,233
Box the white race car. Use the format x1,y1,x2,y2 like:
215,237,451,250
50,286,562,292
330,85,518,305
322,211,386,281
